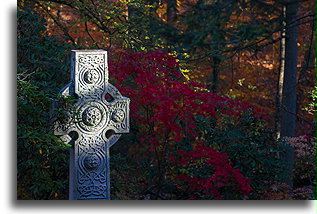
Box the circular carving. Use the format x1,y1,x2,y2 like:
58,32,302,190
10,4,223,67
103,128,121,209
83,70,99,84
112,109,125,123
82,107,102,126
77,101,109,134
84,154,100,170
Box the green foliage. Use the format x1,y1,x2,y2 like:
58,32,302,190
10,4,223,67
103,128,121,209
17,8,70,93
17,8,72,199
110,149,147,200
195,110,286,199
17,81,70,199
303,86,317,115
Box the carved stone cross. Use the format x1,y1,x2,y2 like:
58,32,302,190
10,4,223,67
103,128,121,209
53,50,130,200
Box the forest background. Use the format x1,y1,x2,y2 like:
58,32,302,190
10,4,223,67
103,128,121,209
17,0,316,200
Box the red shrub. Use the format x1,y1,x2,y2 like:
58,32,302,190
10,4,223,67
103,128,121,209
109,49,261,199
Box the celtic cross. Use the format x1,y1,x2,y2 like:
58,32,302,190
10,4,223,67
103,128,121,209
53,50,130,200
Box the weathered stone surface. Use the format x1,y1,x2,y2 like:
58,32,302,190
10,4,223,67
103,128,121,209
54,50,130,200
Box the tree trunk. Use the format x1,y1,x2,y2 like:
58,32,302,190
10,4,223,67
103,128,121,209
280,0,299,187
206,57,221,93
275,6,286,139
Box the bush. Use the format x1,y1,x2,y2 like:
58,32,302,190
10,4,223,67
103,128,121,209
285,136,315,192
195,109,286,199
17,8,71,199
108,49,280,199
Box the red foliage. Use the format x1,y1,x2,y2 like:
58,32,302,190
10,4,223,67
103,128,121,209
109,49,261,199
171,143,253,199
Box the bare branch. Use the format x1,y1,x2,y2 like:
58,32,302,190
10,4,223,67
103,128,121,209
84,21,100,49
36,0,77,44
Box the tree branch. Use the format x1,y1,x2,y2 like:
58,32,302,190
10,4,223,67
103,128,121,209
84,21,100,48
36,0,76,44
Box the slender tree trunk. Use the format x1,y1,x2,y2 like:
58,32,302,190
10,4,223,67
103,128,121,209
275,6,286,139
206,57,221,93
206,0,222,93
280,0,299,187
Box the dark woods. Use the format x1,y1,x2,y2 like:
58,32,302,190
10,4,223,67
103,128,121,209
17,0,315,200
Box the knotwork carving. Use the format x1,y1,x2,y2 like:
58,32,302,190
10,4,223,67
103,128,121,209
77,135,107,199
53,50,130,200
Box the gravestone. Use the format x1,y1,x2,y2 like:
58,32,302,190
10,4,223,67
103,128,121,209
53,50,130,200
